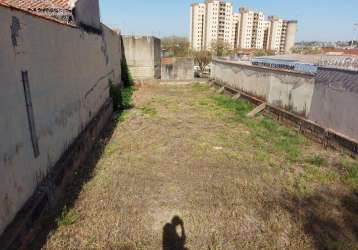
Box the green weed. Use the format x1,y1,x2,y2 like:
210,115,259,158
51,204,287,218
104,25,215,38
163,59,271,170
56,206,79,227
210,94,303,162
341,158,358,183
138,106,157,116
307,155,327,167
121,59,133,87
192,82,210,92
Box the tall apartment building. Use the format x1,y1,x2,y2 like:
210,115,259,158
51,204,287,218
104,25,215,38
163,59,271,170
234,8,265,49
266,16,283,52
190,0,234,51
190,1,297,54
281,20,298,53
190,3,206,51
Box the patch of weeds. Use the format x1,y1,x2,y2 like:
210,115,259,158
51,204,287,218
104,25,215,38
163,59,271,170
252,117,303,162
109,80,134,112
138,106,157,116
109,79,122,111
256,150,269,163
56,206,79,227
104,140,121,156
307,154,327,167
192,82,210,92
152,96,170,104
84,236,97,250
347,165,358,181
198,100,210,106
210,93,304,162
341,158,358,184
211,94,252,121
294,173,313,197
121,85,134,110
303,165,339,184
114,110,130,123
212,95,252,114
111,85,135,124
121,59,133,87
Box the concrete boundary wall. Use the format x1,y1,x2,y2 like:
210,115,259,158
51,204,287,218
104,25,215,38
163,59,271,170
211,81,358,155
161,57,194,81
122,36,161,81
211,59,358,149
211,59,315,117
0,100,113,250
309,67,358,142
0,5,122,235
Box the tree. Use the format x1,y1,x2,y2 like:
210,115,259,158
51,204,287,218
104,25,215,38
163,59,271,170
161,36,191,57
210,40,233,56
291,46,321,55
193,50,212,72
254,49,276,57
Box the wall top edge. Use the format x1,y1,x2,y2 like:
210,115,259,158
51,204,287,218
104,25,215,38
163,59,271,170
213,59,316,78
0,2,77,28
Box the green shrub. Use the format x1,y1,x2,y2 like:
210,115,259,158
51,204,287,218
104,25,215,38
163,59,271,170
121,59,133,87
109,78,134,112
109,80,122,111
121,85,134,110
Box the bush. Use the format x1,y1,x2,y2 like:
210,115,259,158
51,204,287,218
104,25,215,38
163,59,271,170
109,78,134,112
121,59,133,87
109,80,122,111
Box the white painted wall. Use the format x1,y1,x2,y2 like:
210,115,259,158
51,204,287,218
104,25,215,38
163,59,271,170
0,5,122,234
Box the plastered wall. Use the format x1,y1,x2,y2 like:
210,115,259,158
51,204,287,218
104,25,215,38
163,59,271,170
211,59,358,143
211,60,315,117
0,5,122,234
122,36,161,81
161,57,194,81
309,68,358,142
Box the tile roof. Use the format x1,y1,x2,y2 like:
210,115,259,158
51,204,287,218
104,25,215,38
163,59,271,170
0,0,71,10
0,0,75,24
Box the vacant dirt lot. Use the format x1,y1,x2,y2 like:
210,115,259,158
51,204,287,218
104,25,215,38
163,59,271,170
35,83,357,250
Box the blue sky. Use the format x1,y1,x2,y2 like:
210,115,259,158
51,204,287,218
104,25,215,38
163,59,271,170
99,0,358,42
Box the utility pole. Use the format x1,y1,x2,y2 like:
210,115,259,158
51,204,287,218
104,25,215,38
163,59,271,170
354,23,358,48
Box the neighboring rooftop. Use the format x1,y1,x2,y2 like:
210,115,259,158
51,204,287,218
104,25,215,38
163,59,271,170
0,0,71,9
0,0,74,23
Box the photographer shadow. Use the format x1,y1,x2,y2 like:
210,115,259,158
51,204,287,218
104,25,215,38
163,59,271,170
162,216,188,250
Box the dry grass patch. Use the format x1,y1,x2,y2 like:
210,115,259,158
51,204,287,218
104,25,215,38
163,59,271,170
35,82,357,250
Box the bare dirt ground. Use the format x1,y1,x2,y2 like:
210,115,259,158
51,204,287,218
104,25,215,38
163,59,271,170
35,83,357,250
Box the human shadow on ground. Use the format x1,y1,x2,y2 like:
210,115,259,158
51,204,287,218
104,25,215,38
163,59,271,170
163,216,188,250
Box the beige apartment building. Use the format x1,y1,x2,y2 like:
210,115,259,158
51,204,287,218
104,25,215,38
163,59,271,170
190,3,206,51
190,0,297,54
235,8,265,49
190,0,234,51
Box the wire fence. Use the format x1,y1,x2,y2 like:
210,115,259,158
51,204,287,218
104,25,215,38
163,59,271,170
318,55,358,72
251,58,318,74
